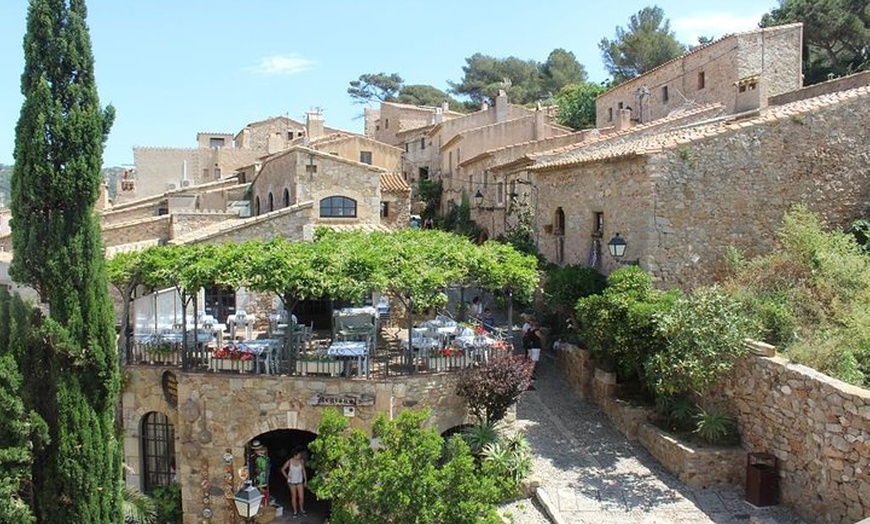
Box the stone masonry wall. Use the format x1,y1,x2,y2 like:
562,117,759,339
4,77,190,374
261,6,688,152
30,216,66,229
720,356,870,523
102,216,170,247
121,368,471,524
770,71,870,106
647,87,870,288
170,212,236,239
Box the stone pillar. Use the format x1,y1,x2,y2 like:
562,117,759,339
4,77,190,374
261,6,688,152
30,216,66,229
306,111,325,140
615,108,632,132
495,89,509,122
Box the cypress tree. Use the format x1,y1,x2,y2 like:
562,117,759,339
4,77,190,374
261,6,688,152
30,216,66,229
9,0,121,522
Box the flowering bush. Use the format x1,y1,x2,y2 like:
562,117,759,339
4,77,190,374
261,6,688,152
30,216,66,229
212,346,253,361
438,346,464,357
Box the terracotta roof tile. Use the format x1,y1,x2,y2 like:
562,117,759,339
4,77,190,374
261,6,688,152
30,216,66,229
381,173,410,193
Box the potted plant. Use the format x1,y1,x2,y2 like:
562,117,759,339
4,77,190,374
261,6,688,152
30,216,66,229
295,354,342,376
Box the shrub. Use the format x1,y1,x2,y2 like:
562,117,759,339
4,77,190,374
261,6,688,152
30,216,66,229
647,286,751,398
462,423,500,457
575,266,678,381
693,406,739,446
149,483,181,524
480,432,533,500
543,264,606,341
456,355,534,425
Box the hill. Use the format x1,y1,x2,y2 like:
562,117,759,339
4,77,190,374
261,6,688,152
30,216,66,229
0,163,124,207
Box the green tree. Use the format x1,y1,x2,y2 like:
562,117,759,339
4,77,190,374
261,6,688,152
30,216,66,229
540,48,588,96
599,6,687,83
309,408,501,524
9,0,121,521
449,53,543,106
395,84,465,112
761,0,870,84
347,72,404,104
555,81,607,130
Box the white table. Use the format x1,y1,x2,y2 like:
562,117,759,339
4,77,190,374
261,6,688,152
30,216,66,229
327,341,369,377
227,314,255,341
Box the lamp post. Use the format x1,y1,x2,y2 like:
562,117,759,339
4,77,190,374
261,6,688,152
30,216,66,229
474,189,484,209
233,480,264,523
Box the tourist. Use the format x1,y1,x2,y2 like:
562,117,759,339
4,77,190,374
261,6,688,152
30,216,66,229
281,448,308,517
482,308,495,333
469,296,483,320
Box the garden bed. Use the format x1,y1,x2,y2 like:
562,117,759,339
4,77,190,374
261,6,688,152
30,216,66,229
636,421,744,489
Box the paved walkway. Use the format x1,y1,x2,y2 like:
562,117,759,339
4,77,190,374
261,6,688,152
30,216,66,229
514,354,808,524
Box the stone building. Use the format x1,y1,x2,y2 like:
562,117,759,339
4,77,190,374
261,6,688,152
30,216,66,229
126,114,345,205
525,82,870,288
595,23,803,128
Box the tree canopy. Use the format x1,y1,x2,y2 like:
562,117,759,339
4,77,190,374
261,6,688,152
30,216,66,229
348,73,465,111
761,0,870,84
598,6,687,84
309,408,502,524
555,81,607,130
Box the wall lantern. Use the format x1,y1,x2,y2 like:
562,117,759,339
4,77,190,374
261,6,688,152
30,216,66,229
474,190,484,208
607,233,627,259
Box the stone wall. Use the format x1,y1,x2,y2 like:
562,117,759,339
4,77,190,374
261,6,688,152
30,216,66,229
121,368,471,524
313,135,403,173
102,216,170,247
770,71,870,107
719,356,870,523
181,203,313,245
170,212,236,239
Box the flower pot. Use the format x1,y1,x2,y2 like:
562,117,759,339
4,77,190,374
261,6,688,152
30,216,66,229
210,358,253,373
427,354,468,372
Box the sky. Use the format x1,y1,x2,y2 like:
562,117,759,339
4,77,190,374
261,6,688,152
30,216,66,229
0,0,778,167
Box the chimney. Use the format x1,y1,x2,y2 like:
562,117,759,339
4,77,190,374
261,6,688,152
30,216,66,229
434,107,444,124
480,101,489,111
495,89,509,122
615,108,632,131
441,101,449,113
534,104,545,140
306,111,325,140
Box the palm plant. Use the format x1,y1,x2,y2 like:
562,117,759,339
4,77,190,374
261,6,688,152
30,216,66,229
122,486,156,524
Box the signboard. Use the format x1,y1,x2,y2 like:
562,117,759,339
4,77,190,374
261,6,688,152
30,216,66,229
308,393,375,407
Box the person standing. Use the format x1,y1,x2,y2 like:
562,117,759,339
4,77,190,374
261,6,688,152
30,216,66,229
281,448,308,517
469,296,483,321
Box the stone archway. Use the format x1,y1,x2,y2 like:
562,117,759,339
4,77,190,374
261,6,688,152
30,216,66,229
245,429,329,518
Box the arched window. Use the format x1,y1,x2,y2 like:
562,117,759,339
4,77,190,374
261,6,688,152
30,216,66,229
319,196,357,218
283,188,290,207
141,412,176,493
554,208,565,236
254,196,261,216
268,192,274,212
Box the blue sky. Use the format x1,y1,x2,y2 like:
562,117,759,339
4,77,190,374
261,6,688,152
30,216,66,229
0,1,777,167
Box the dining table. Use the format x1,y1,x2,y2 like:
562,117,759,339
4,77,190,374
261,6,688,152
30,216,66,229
327,340,369,377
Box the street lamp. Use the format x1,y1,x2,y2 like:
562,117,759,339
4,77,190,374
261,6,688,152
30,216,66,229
233,480,264,523
607,233,627,259
474,189,484,208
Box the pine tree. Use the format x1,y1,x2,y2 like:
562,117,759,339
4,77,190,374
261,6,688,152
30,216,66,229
9,0,121,522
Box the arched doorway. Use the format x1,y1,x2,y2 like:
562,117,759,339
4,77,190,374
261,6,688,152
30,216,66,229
246,429,329,518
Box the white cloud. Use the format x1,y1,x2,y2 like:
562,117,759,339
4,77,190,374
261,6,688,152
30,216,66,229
672,12,766,43
248,54,315,75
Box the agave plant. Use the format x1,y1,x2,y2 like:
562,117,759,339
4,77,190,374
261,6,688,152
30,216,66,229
462,423,500,457
694,405,738,446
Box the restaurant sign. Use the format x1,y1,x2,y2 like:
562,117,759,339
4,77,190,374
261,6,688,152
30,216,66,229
308,393,375,407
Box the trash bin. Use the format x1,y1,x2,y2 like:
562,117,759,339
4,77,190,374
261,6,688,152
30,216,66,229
746,452,778,506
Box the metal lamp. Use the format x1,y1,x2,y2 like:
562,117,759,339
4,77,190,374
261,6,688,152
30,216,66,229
474,189,484,208
607,233,627,259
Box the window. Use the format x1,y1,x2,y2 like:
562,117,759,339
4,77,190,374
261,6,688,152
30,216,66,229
457,148,461,164
608,108,613,121
618,102,624,110
283,188,290,207
305,164,317,174
319,196,357,218
380,201,389,218
448,151,453,170
209,137,225,149
359,151,373,165
594,212,604,235
662,86,669,103
419,167,429,180
420,137,425,150
554,208,566,236
141,412,175,493
214,167,221,179
384,118,389,130
268,192,274,212
254,196,260,216
496,181,504,205
697,71,706,90
468,174,474,192
404,143,409,153
288,131,294,141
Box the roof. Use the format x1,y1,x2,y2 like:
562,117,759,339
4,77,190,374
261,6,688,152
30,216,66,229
381,173,411,193
169,202,314,245
381,101,465,117
532,84,868,171
105,239,163,258
596,23,803,98
440,113,573,152
321,223,393,233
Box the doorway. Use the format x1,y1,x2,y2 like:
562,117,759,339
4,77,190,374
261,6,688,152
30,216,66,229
204,286,236,324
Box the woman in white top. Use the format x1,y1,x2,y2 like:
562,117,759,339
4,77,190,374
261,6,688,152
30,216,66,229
281,448,308,516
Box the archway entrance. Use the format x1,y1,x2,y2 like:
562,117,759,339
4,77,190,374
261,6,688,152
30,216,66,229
246,429,330,519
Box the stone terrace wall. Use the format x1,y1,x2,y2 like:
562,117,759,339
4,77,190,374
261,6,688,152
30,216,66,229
770,71,870,107
102,216,170,247
720,356,870,523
